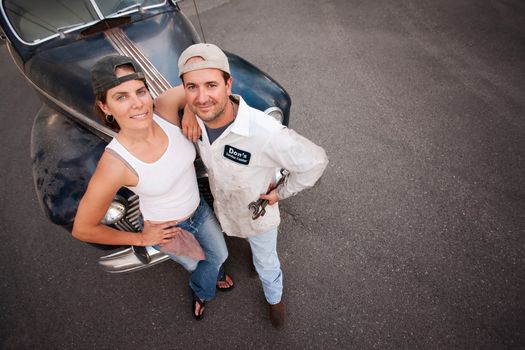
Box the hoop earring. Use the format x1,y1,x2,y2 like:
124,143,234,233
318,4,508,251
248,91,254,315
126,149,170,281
105,114,115,123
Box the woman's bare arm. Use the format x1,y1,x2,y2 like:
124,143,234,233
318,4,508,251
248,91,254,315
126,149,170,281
155,85,201,141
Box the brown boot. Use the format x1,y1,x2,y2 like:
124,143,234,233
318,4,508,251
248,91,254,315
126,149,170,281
269,301,285,328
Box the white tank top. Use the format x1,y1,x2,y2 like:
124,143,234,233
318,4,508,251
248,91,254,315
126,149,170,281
106,114,200,221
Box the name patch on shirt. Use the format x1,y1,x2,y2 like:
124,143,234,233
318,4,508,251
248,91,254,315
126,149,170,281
224,145,251,165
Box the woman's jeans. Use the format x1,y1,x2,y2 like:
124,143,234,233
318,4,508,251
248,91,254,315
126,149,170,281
153,198,228,301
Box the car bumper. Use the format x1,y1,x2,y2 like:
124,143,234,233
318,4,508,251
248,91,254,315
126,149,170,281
98,246,171,273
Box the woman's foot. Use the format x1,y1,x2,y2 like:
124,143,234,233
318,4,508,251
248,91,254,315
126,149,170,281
192,292,206,320
216,273,234,291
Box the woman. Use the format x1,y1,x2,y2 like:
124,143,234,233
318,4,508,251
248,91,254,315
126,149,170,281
72,55,233,319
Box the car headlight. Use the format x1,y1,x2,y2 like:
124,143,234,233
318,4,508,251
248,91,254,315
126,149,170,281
101,196,128,225
264,106,284,124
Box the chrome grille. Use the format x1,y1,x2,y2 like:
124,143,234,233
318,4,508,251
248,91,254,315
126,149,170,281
114,194,141,232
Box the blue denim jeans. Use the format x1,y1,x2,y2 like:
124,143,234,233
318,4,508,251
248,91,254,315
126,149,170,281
153,197,228,301
246,228,283,305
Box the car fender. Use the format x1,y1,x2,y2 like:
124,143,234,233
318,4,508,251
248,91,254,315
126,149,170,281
227,52,292,126
30,104,106,230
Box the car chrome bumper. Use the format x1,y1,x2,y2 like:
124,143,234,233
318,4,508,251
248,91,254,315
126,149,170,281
98,246,171,273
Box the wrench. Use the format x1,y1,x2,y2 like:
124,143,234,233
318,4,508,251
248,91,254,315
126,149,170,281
248,169,289,220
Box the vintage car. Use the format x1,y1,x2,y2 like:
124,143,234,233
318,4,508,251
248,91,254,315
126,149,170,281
0,0,291,273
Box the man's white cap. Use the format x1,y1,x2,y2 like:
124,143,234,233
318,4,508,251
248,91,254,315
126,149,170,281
178,43,230,78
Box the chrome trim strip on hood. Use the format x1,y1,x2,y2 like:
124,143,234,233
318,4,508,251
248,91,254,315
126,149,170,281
104,28,172,97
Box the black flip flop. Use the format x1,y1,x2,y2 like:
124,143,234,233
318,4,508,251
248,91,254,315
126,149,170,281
191,291,206,320
216,273,234,292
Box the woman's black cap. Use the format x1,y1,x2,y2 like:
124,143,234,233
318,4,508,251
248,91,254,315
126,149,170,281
91,55,146,94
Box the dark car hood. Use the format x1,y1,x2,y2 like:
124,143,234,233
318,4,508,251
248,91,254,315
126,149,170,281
24,10,197,133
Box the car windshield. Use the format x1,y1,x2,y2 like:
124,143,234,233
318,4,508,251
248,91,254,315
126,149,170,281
3,0,165,43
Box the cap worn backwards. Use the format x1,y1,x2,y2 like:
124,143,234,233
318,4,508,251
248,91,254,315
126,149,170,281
178,43,230,78
91,55,146,94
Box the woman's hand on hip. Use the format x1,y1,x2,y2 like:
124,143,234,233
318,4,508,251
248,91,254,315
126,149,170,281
140,220,180,246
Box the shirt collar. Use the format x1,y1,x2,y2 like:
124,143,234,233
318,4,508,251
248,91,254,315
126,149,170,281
229,95,250,137
196,94,250,141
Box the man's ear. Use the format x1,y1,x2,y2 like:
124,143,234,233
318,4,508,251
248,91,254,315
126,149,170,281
226,76,233,96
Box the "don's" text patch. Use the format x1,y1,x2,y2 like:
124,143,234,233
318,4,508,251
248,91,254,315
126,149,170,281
223,145,251,165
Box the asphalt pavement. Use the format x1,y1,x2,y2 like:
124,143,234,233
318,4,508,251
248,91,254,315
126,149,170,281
1,0,524,349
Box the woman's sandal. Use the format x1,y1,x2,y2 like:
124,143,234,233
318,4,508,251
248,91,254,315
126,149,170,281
191,291,206,320
216,273,234,292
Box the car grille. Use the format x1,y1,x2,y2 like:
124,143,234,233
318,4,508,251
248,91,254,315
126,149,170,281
114,194,141,232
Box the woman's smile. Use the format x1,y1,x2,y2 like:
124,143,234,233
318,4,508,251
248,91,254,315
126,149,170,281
130,112,148,120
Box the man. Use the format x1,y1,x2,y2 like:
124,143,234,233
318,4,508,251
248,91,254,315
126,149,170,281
156,43,328,328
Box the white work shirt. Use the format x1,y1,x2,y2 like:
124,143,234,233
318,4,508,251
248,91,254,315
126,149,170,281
196,96,328,238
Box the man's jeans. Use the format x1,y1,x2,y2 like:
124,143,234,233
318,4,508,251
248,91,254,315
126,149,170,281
247,228,283,305
154,198,228,301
